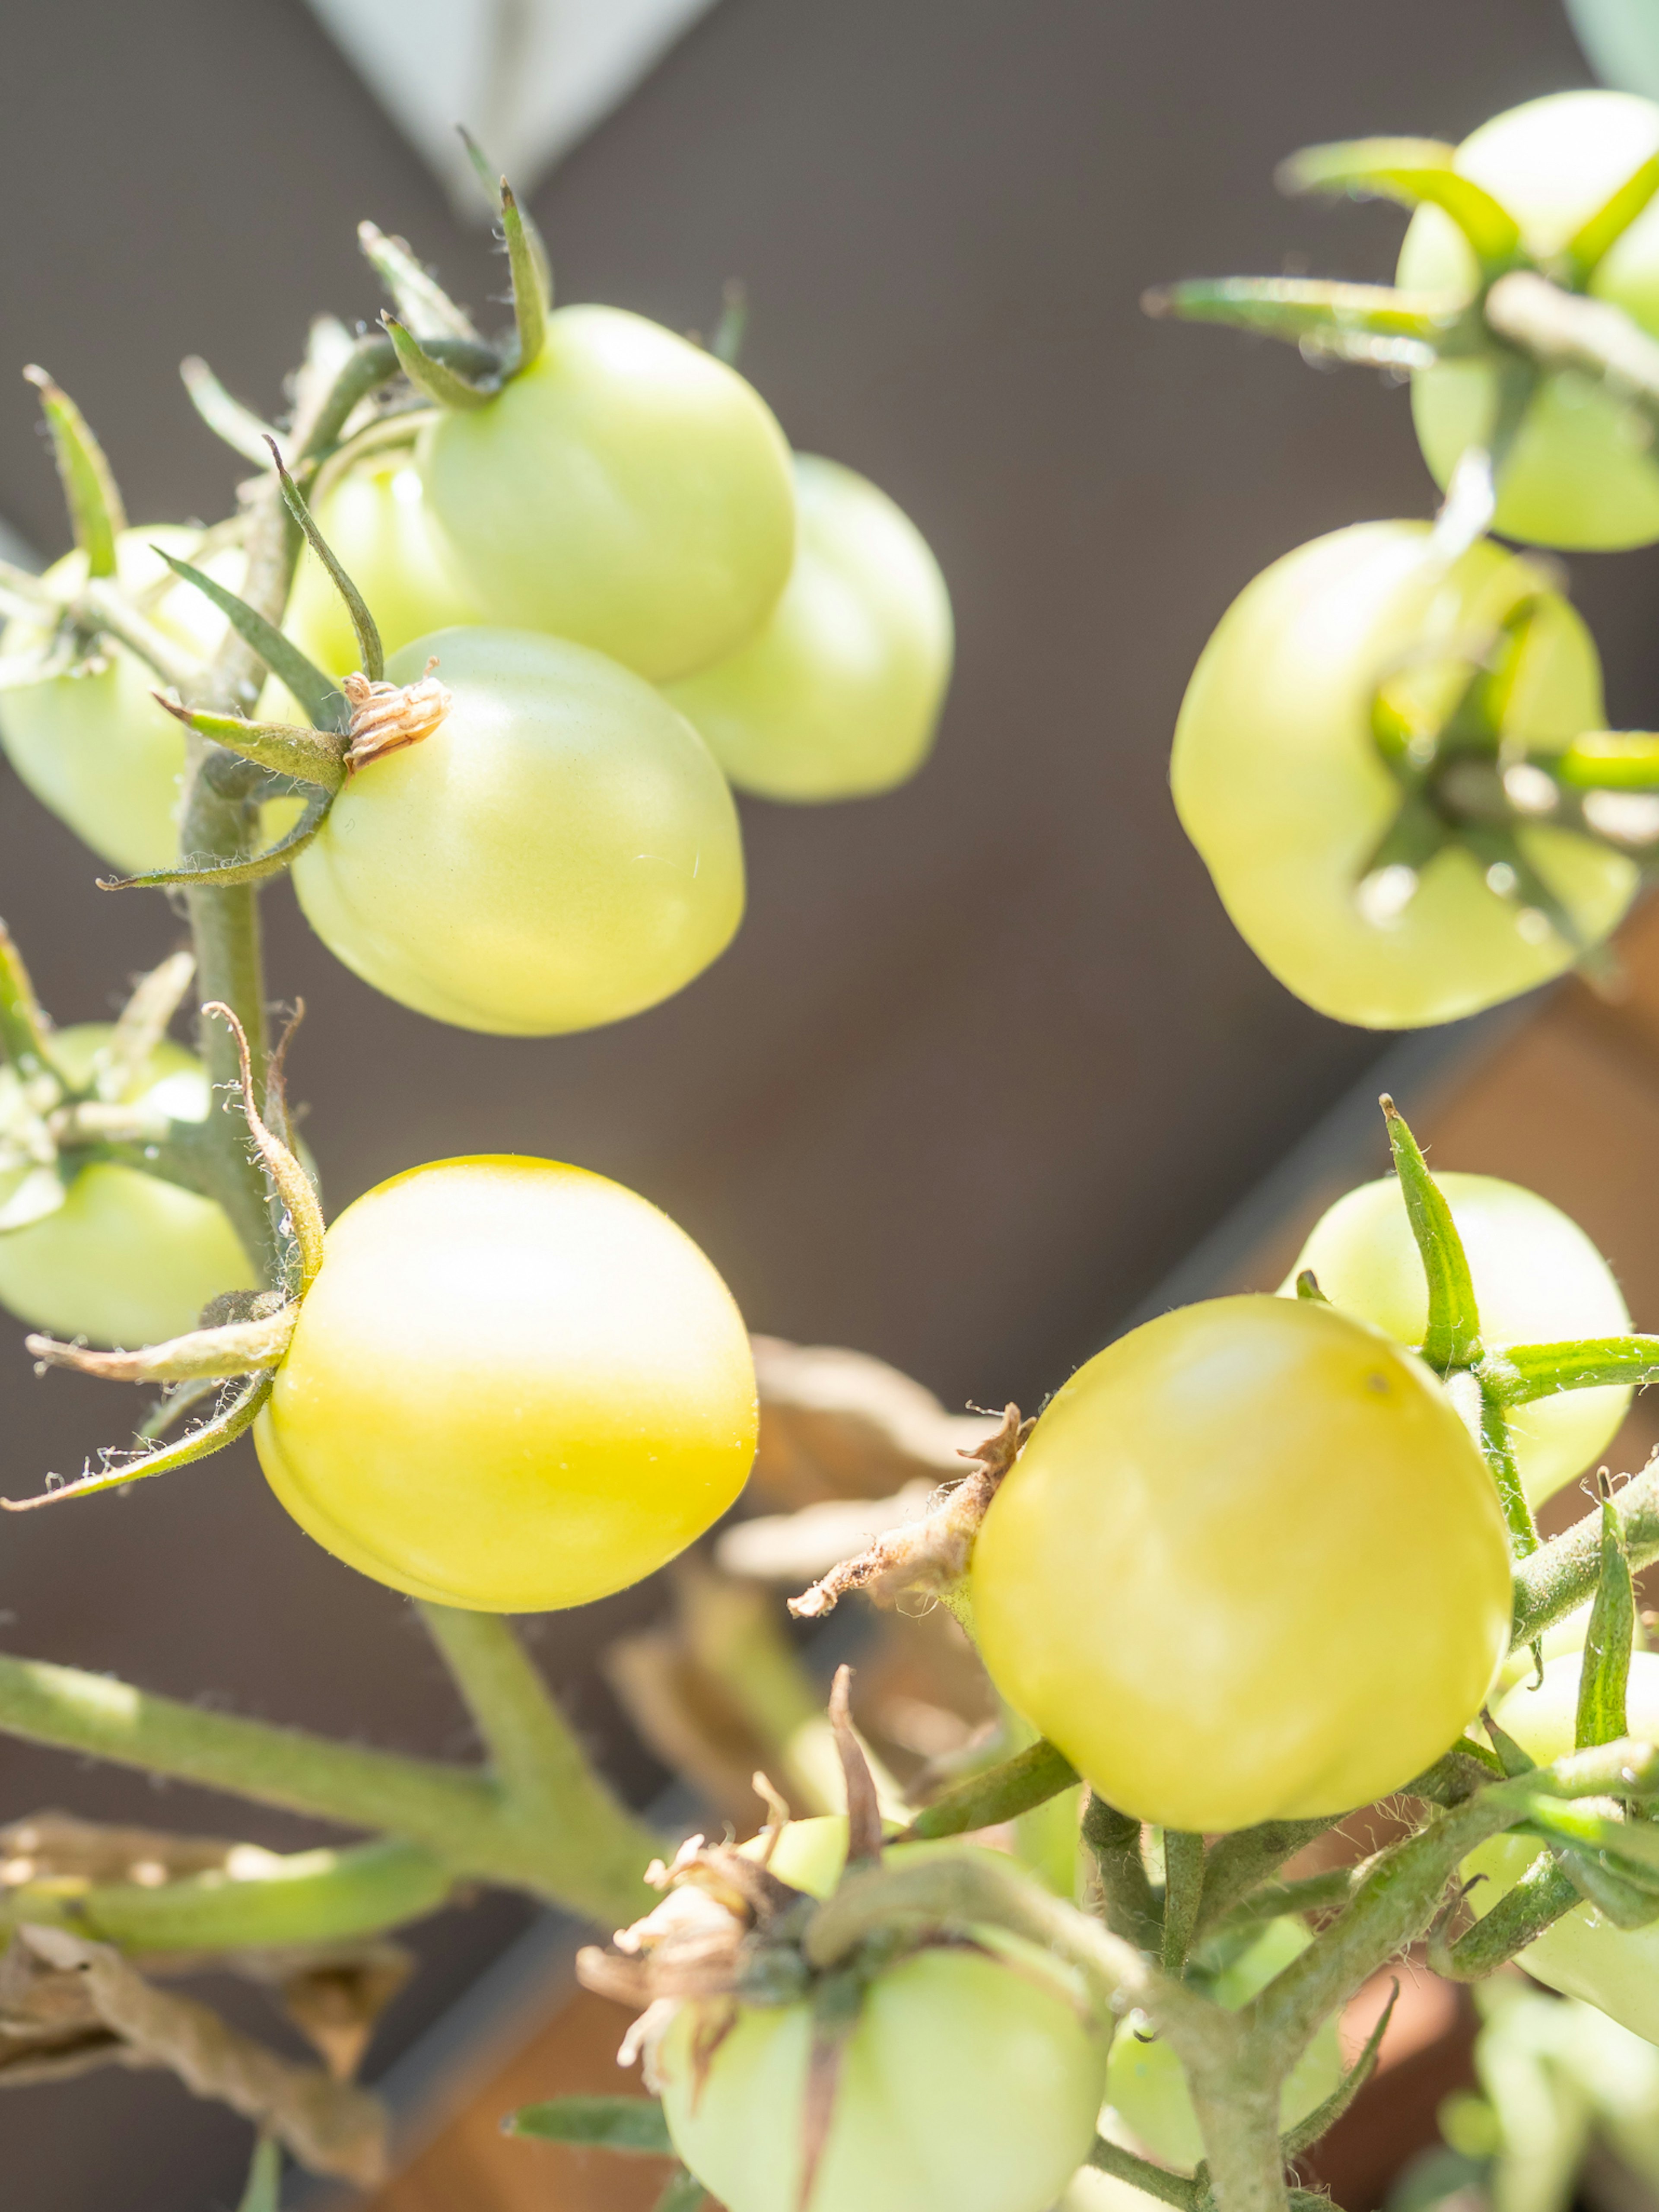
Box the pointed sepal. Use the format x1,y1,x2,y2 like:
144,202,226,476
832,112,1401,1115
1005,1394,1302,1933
153,548,345,732
357,222,481,343
153,697,346,794
501,183,548,373
179,358,284,467
1380,1096,1481,1370
1276,138,1522,273
1576,1473,1635,1752
0,1370,274,1513
264,437,384,682
382,315,497,412
1141,276,1464,368
102,787,332,893
1560,150,1659,289
0,917,62,1084
23,366,126,578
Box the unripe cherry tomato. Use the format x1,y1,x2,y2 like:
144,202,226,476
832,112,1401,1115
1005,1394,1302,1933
657,1838,1109,2212
1286,1172,1630,1507
0,528,238,873
1106,1916,1343,2171
254,1155,756,1611
0,1025,255,1347
284,458,483,676
1398,92,1659,550
664,454,953,801
289,627,745,1035
419,306,795,682
1171,522,1634,1029
971,1296,1513,1832
1463,1651,1659,2044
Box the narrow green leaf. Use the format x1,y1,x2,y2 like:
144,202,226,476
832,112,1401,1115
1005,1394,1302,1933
153,549,345,731
1490,1335,1659,1402
1479,1390,1540,1562
357,221,480,342
383,315,497,412
0,1371,274,1513
102,787,332,892
1279,1980,1398,2158
236,2135,281,2212
23,365,126,578
265,439,383,682
504,2095,674,2156
0,916,61,1081
1561,151,1659,289
501,183,547,373
1276,138,1523,272
1380,1096,1481,1370
1556,732,1659,790
1577,1481,1634,1751
458,126,553,300
179,357,283,467
712,280,749,368
1142,276,1462,367
897,1736,1079,1841
152,697,346,794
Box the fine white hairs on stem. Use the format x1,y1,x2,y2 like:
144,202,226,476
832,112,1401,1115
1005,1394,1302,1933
204,1000,326,1291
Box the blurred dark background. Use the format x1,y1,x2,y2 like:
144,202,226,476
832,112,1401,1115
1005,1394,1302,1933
0,0,1653,2203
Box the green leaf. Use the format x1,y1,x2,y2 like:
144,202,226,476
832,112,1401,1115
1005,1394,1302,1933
236,2134,281,2212
1576,1484,1634,1751
1560,150,1659,289
357,221,481,343
152,699,346,794
1488,1335,1659,1402
383,315,498,412
102,786,332,893
23,365,126,578
1276,138,1523,273
898,1736,1079,1841
178,357,283,467
1141,276,1462,367
266,440,384,682
1381,1096,1481,1370
501,183,547,373
504,2095,674,2156
154,549,345,731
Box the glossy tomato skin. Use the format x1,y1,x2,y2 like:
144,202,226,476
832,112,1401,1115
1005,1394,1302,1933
0,528,237,872
420,305,795,682
971,1295,1513,1832
254,1156,756,1611
0,1026,256,1347
289,627,745,1035
664,454,953,801
284,458,483,676
1398,92,1659,549
1107,1917,1343,2172
1464,1652,1659,2043
1287,1172,1631,1507
658,1843,1109,2212
1171,522,1634,1029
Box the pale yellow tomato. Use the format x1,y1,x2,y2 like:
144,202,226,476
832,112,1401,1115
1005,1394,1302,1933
284,457,483,676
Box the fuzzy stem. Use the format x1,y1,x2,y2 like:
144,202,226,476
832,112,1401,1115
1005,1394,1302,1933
1484,270,1659,423
1190,2078,1292,2212
1513,1452,1659,1645
1087,2138,1199,2208
1192,1819,1340,1938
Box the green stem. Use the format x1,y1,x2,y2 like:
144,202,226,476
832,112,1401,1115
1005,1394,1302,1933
1082,1792,1163,1952
1436,1856,1579,1979
900,1738,1079,1842
1192,1820,1339,1939
1513,1453,1659,1646
1485,270,1659,429
1189,2077,1291,2212
1087,2137,1198,2209
1162,1830,1206,1975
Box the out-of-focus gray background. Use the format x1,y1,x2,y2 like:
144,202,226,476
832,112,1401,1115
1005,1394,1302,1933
1,2,1652,2204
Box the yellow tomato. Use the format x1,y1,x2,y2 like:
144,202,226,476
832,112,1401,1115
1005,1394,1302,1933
254,1156,756,1611
971,1296,1513,1831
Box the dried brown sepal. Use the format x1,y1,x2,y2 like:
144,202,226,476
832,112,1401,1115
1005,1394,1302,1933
828,1669,883,1865
753,1773,791,1867
788,1403,1030,1620
343,659,452,771
278,1944,413,2082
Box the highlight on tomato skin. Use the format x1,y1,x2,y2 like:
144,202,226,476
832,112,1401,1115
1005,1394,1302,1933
282,456,484,678
1170,521,1636,1030
970,1294,1514,1833
253,1154,758,1612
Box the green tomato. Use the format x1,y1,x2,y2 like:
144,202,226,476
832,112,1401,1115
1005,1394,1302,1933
254,1155,757,1611
419,306,795,682
290,627,745,1034
283,457,484,676
1285,1171,1631,1506
1494,1594,1646,1696
1171,521,1634,1028
658,1846,1109,2212
1106,1918,1344,2172
1567,0,1659,105
664,454,953,801
1398,91,1659,549
1464,1652,1659,2044
971,1295,1513,1832
0,1025,255,1347
0,527,237,872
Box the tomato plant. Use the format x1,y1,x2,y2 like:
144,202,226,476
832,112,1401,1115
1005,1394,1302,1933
0,1023,254,1347
970,1294,1513,1831
1287,1170,1631,1505
289,626,746,1034
254,1154,757,1610
1171,522,1635,1028
419,305,796,682
664,454,954,801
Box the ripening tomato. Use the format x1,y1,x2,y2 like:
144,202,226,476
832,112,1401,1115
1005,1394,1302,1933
1398,92,1659,550
1171,522,1635,1029
283,457,483,676
1464,1651,1659,2044
419,306,795,682
657,1842,1109,2212
0,528,240,873
971,1296,1513,1832
664,455,953,801
254,1156,756,1611
1106,1916,1344,2172
0,1025,256,1347
289,627,745,1034
1286,1172,1631,1506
